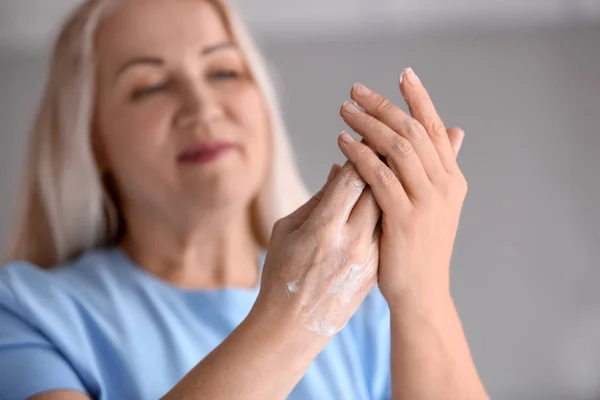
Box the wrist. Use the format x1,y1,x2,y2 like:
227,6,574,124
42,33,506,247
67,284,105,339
246,296,329,365
387,289,455,324
381,266,451,313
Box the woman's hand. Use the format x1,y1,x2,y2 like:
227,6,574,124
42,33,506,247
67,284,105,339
256,162,381,337
337,67,467,311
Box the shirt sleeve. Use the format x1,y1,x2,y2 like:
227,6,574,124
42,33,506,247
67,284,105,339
0,277,88,400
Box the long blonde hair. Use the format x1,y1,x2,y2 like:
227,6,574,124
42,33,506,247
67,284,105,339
6,0,309,268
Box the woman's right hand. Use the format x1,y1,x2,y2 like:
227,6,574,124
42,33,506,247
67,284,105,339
256,162,382,337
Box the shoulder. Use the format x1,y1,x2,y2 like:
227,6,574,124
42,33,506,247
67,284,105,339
0,247,124,307
0,247,138,336
0,250,125,399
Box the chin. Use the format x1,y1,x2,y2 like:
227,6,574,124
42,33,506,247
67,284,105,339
184,172,259,211
176,149,266,212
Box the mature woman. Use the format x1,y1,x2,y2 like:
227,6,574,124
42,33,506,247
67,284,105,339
0,0,487,399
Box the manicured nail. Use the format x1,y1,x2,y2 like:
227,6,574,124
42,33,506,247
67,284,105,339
352,100,365,112
402,67,421,85
339,130,354,143
455,132,465,154
342,101,361,114
353,82,372,96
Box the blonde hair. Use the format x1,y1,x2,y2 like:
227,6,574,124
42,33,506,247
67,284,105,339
6,0,309,268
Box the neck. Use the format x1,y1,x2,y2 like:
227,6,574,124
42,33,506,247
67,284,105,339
120,204,262,290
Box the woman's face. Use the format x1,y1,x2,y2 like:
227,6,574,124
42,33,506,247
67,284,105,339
94,0,270,221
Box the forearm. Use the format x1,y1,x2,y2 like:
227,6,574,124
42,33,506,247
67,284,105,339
163,304,326,400
389,295,488,400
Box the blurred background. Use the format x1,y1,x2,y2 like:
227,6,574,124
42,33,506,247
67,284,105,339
1,1,599,399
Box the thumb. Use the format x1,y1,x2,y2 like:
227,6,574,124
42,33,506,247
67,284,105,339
447,127,465,157
280,164,341,232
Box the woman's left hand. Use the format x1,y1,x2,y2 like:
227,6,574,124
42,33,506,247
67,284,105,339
337,67,467,312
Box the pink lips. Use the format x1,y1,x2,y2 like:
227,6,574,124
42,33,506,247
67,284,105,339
177,140,235,164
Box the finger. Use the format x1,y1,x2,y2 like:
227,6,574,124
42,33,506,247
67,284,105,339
446,126,465,156
337,131,412,214
310,162,367,230
346,187,381,241
400,67,457,173
340,101,431,200
350,83,447,184
284,164,341,232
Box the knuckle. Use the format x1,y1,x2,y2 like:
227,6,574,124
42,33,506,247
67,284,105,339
437,178,452,197
363,114,379,129
373,95,394,114
347,177,366,195
402,119,427,142
314,221,336,242
417,92,430,104
455,170,468,186
347,244,365,263
312,191,325,204
358,146,377,163
357,152,381,175
375,164,397,187
272,218,286,233
343,166,366,189
454,173,468,196
416,184,435,203
362,188,377,206
440,171,468,198
429,120,447,137
390,135,414,158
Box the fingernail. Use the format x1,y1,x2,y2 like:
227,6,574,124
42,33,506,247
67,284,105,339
352,100,365,112
353,82,372,97
456,132,465,154
339,130,354,143
342,101,361,114
402,67,421,85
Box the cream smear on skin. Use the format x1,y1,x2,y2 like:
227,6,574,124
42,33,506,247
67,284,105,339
286,241,377,336
285,168,376,336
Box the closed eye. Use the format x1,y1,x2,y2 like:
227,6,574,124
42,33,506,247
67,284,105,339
208,70,239,81
132,82,170,100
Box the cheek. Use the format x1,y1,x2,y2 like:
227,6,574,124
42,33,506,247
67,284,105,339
98,98,176,190
102,98,172,158
230,88,271,176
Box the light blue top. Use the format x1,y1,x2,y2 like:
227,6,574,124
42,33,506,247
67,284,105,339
0,247,391,399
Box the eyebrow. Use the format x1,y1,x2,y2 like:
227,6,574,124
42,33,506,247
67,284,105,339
115,41,236,78
202,42,235,55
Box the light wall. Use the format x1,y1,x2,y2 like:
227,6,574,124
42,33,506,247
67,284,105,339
0,8,599,399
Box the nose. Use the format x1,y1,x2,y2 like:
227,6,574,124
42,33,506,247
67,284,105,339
175,80,224,129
